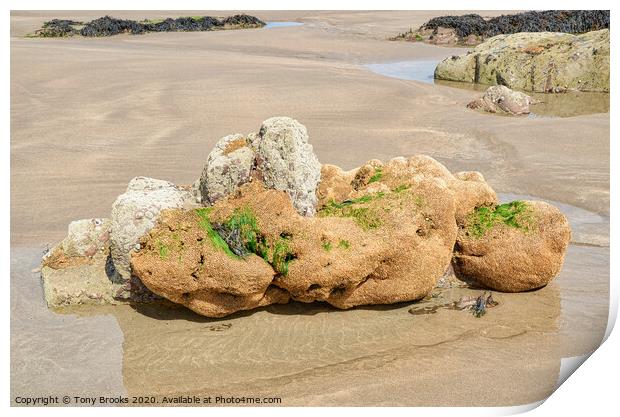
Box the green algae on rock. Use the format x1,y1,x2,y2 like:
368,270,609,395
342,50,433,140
434,29,610,93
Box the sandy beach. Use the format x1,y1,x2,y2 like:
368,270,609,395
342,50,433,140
10,10,609,406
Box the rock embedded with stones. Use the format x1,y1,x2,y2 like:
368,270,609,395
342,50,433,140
453,200,571,292
110,176,196,280
434,29,610,93
60,218,111,257
467,85,538,115
249,117,321,216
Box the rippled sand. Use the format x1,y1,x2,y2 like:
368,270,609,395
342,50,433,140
10,10,609,406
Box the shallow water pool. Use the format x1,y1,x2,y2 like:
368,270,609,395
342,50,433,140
264,21,304,29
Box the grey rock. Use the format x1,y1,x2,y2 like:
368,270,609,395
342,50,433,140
249,117,321,216
110,176,196,280
197,134,255,204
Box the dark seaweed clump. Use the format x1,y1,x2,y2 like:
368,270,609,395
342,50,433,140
35,14,266,37
36,19,83,37
422,10,610,39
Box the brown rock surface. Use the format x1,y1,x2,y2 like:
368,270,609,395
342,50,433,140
453,200,571,292
132,156,460,317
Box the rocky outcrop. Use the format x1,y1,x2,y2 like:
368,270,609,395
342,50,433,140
393,10,609,47
132,156,459,316
34,14,265,38
41,116,571,317
467,85,538,115
434,29,610,93
453,200,571,292
110,176,196,280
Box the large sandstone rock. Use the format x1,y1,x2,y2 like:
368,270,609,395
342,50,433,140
132,156,461,317
196,133,255,204
110,176,196,280
453,200,571,292
435,29,610,93
249,117,321,216
467,85,538,115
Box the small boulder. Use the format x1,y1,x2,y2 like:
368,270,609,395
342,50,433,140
110,176,196,280
249,117,321,216
467,85,537,115
196,134,255,204
453,200,571,292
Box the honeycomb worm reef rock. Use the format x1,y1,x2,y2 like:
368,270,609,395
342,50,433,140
41,117,571,317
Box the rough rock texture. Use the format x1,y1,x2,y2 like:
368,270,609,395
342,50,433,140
110,176,196,280
453,201,571,292
41,251,126,308
249,117,321,216
197,134,255,204
467,85,538,115
435,29,610,93
60,218,111,257
393,10,610,46
449,171,498,225
132,156,461,317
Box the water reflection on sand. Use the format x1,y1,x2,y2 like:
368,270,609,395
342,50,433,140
11,237,608,405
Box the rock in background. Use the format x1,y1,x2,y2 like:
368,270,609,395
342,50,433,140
434,29,610,93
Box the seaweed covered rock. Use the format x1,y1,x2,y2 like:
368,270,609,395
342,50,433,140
110,176,196,280
221,14,265,28
434,29,610,93
453,201,571,292
467,85,538,115
34,19,82,37
394,10,610,46
81,16,144,36
132,162,459,317
197,134,255,204
249,117,321,216
34,14,265,38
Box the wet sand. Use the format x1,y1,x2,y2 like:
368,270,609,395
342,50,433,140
10,11,609,406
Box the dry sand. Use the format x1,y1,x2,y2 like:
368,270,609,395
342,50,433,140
10,10,609,406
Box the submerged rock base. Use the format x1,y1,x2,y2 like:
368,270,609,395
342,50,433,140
41,117,571,317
